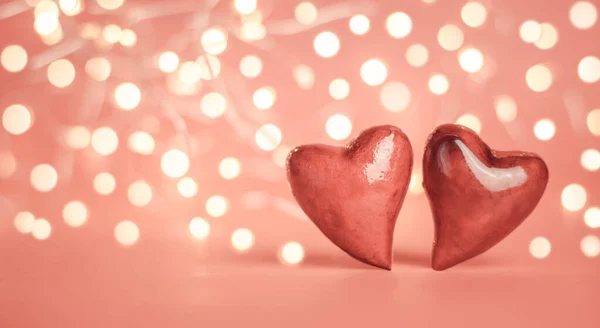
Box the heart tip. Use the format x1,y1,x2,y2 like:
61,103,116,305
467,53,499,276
431,255,455,271
366,258,392,271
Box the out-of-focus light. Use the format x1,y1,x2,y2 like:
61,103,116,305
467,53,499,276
533,119,555,141
295,2,317,25
578,56,600,83
461,2,487,28
255,124,282,151
3,104,32,135
93,172,116,195
114,82,141,110
114,220,139,246
529,237,551,259
349,14,370,35
581,149,600,171
30,164,58,192
329,78,350,100
584,207,600,228
41,25,64,45
198,54,221,80
1,45,28,73
177,177,198,198
206,195,229,218
494,95,518,123
91,126,119,155
34,0,59,16
326,114,352,141
458,48,484,73
59,0,81,15
360,59,387,86
570,1,597,30
272,145,293,168
293,65,315,90
587,109,600,136
201,27,228,55
128,131,155,155
178,61,203,84
526,64,553,92
80,23,101,40
65,126,91,149
32,218,51,240
97,0,124,10
0,152,16,178
456,114,482,134
234,0,256,15
14,211,35,234
47,59,75,88
534,23,558,50
63,200,88,227
219,157,241,180
239,22,267,41
409,170,424,194
120,29,137,47
280,242,305,265
158,51,179,73
519,20,542,43
438,24,464,51
161,150,190,178
253,87,276,110
34,12,59,36
428,74,449,95
380,81,411,112
239,55,262,78
128,180,152,207
231,228,254,251
103,24,122,44
189,217,210,240
314,31,340,58
581,235,600,257
562,184,587,212
405,44,428,68
201,92,227,118
386,12,412,38
85,57,111,81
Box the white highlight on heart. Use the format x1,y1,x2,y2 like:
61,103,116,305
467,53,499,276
364,133,395,184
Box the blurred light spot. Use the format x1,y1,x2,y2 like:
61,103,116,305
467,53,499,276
128,131,155,155
534,23,558,50
526,64,553,92
273,145,293,168
158,51,179,73
349,14,370,35
438,24,464,51
3,104,32,135
34,0,59,16
161,150,190,178
120,29,137,47
103,24,122,44
314,31,340,58
326,114,352,141
32,218,51,240
0,152,17,178
405,44,428,67
128,181,152,207
91,126,119,155
280,241,304,265
219,157,241,180
581,235,600,257
80,22,101,39
458,47,484,73
47,59,75,88
494,95,518,123
30,164,57,192
97,0,124,10
201,92,227,118
360,59,387,86
386,12,412,38
533,119,555,141
409,170,424,194
587,109,600,136
519,20,542,43
41,25,63,45
581,149,600,171
255,124,282,151
562,184,587,212
65,126,91,149
456,114,482,134
114,221,139,246
63,200,87,227
198,54,221,80
1,45,28,72
295,2,317,25
570,1,597,30
85,57,111,81
178,61,203,84
529,237,551,259
428,74,449,95
239,55,262,78
329,78,350,100
253,87,276,110
34,12,59,36
114,82,141,110
177,177,198,198
578,56,600,83
231,228,254,251
94,172,116,195
189,217,210,239
293,65,315,90
381,81,411,112
206,195,229,218
239,22,266,41
59,0,81,15
14,211,35,234
584,207,600,228
461,2,487,28
201,27,228,55
235,0,256,15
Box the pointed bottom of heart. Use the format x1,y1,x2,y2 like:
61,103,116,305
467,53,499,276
431,249,461,271
345,249,392,270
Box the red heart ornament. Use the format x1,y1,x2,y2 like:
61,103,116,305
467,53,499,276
286,125,413,270
423,124,549,271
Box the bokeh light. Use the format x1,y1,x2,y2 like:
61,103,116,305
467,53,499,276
581,149,600,171
534,23,558,50
30,164,58,192
206,195,229,218
314,31,340,58
1,45,28,72
329,78,350,100
63,200,88,227
234,0,256,15
201,27,228,55
158,51,179,73
128,180,152,207
461,2,487,28
32,218,51,240
114,82,141,110
293,65,315,90
580,235,600,257
349,14,370,35
360,59,388,86
3,104,32,135
409,170,424,195
380,81,411,112
561,184,587,212
255,124,282,151
189,217,210,240
85,57,111,81
456,114,482,134
428,74,449,95
47,59,76,88
458,47,484,73
578,56,600,83
120,29,137,47
201,92,227,118
386,12,412,38
231,228,254,251
584,207,600,228
280,242,305,265
177,177,198,198
219,157,241,180
569,1,597,30
0,152,16,178
587,109,600,136
239,55,262,78
494,95,518,123
405,44,428,68
93,172,116,195
519,20,542,43
97,0,125,10
295,2,317,25
326,114,352,141
103,24,122,44
529,237,551,259
253,87,276,110
533,119,556,141
114,221,139,246
34,12,59,36
438,24,464,51
128,131,155,155
91,126,119,155
161,149,190,178
14,211,35,234
526,64,553,92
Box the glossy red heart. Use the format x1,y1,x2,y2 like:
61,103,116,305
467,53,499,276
286,125,413,270
423,124,549,271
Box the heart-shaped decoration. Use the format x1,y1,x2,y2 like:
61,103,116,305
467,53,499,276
287,125,413,270
423,124,549,271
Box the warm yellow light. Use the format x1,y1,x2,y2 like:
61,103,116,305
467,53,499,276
161,149,190,178
97,0,125,10
128,181,152,207
255,124,282,151
329,78,350,100
201,28,228,55
14,211,35,234
428,74,449,95
461,2,487,28
158,51,179,73
93,172,116,195
533,119,555,141
534,23,558,50
570,1,597,30
234,0,257,15
206,195,229,218
30,164,58,192
219,157,241,180
114,82,141,110
128,131,155,155
178,61,203,84
526,64,553,92
581,149,600,171
360,59,387,86
65,126,91,149
561,184,587,212
578,56,600,83
3,104,32,135
201,92,227,118
0,152,16,178
239,55,262,78
47,59,76,88
63,200,88,227
326,114,352,141
114,220,139,246
189,217,210,239
581,235,600,257
458,48,484,73
295,2,318,25
280,242,305,265
456,114,482,134
349,14,370,35
120,29,137,47
34,12,59,36
253,87,276,110
293,65,315,90
313,31,340,58
198,54,221,80
386,12,412,38
1,45,28,73
85,57,111,81
32,218,51,240
519,20,542,43
231,228,254,251
438,24,464,51
584,207,600,228
494,95,518,123
405,44,428,68
380,81,411,112
102,24,122,44
91,126,119,155
587,109,600,136
177,177,198,198
529,237,551,259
